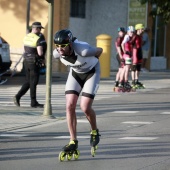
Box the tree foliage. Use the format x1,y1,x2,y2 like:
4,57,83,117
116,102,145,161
138,0,170,24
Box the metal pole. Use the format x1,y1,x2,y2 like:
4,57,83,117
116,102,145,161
26,0,31,33
43,0,54,118
163,25,167,57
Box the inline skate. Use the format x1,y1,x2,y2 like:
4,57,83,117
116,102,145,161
90,129,101,157
58,140,80,161
124,82,136,92
133,81,145,89
113,81,119,92
113,83,125,92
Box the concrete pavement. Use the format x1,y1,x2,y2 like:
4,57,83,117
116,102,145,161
0,70,170,133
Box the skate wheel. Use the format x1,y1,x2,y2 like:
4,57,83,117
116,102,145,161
58,151,66,162
122,89,125,92
73,150,80,160
113,87,119,92
91,146,98,157
66,153,73,161
126,89,130,92
118,88,122,92
131,88,136,92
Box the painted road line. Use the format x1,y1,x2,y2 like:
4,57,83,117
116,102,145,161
77,120,89,123
0,133,28,137
112,111,139,114
54,136,90,139
160,112,170,115
122,121,153,124
119,137,158,140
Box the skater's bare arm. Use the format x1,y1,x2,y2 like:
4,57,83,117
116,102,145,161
117,47,123,59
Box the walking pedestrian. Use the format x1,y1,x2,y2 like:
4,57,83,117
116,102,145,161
53,29,102,156
13,22,46,108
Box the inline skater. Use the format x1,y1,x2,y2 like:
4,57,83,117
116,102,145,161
53,29,103,160
114,27,126,90
120,26,135,91
131,23,145,88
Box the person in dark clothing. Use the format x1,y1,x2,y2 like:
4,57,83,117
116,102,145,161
13,22,46,108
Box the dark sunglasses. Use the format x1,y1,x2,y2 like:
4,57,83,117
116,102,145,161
55,43,69,48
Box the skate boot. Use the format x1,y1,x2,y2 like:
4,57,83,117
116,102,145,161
90,129,101,157
117,82,125,92
131,80,136,89
58,140,80,161
124,82,131,92
113,81,119,92
135,81,145,89
115,81,119,87
124,82,136,92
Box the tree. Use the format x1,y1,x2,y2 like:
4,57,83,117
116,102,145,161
138,0,170,24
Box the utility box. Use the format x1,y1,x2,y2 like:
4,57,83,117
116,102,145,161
96,34,112,78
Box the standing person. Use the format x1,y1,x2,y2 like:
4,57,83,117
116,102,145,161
114,27,126,88
53,29,103,158
141,27,150,72
13,22,46,108
131,23,144,88
120,26,135,89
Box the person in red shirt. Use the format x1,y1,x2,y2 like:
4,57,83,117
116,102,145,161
114,27,126,88
131,23,145,88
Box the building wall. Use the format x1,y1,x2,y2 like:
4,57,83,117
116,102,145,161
1,0,170,73
69,0,129,71
0,0,70,73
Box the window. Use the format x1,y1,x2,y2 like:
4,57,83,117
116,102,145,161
70,0,86,18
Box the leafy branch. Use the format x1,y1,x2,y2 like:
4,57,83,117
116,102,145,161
138,0,170,24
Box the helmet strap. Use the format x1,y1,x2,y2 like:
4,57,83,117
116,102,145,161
68,44,73,56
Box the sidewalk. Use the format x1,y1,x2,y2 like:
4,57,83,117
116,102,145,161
0,70,170,133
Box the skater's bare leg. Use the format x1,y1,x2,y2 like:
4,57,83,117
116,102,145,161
116,68,123,81
80,96,97,130
124,65,131,82
119,67,125,83
66,94,78,141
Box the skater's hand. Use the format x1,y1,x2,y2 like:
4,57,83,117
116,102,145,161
120,58,125,62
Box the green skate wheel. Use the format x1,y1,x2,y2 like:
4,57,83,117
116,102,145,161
91,147,95,157
59,151,66,162
73,150,80,160
91,146,98,157
66,153,73,161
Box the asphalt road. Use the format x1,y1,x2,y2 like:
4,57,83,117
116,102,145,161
1,71,170,170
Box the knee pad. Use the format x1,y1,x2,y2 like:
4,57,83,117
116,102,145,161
131,65,137,71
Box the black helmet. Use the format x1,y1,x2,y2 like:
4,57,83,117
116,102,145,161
117,27,125,32
54,29,73,44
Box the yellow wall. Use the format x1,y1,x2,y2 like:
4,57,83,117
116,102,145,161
0,0,70,72
0,0,48,48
